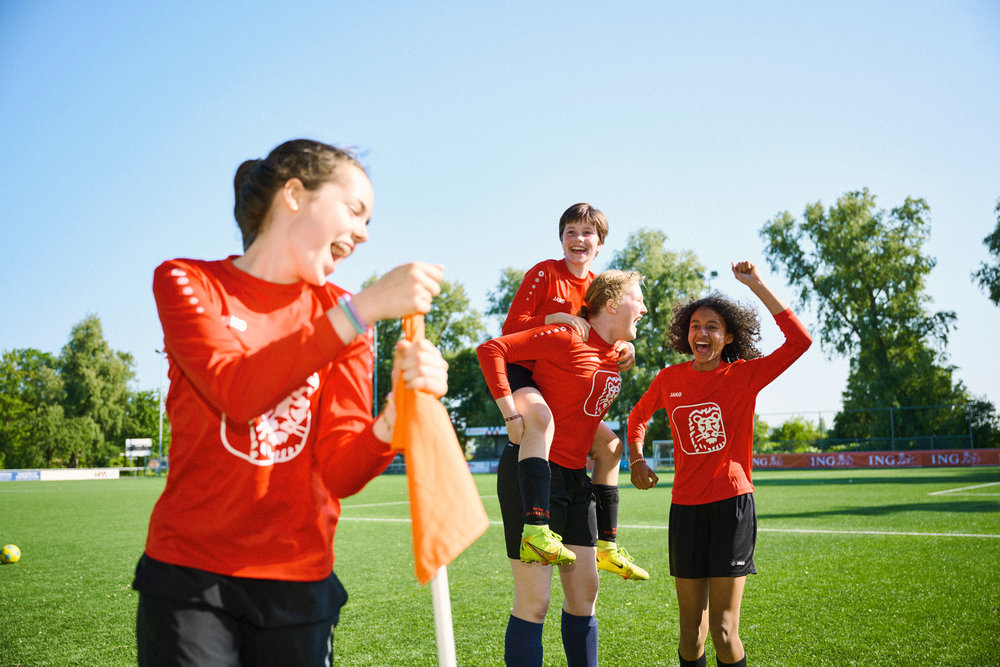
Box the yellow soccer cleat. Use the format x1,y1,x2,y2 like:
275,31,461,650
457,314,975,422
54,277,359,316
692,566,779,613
520,525,577,565
596,540,649,580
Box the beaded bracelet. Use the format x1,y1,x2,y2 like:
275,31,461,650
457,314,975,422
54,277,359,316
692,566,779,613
338,294,368,336
629,457,646,467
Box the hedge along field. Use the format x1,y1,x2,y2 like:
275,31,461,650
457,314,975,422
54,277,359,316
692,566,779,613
1,467,998,666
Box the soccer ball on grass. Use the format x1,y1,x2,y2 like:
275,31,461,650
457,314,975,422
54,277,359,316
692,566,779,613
1,544,21,564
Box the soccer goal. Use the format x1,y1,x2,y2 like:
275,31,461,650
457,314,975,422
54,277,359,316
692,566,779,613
649,440,674,470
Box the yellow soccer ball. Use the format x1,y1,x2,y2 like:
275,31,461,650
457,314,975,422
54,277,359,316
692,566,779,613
0,544,20,564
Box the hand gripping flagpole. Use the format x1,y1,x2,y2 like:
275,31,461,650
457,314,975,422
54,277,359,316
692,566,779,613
391,315,489,667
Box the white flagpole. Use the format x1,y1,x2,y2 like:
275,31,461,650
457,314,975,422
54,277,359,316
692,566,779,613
431,566,457,667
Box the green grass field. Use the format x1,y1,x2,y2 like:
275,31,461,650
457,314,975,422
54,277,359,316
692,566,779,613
2,467,999,666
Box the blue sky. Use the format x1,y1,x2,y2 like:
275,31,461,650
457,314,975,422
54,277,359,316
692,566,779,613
2,1,998,424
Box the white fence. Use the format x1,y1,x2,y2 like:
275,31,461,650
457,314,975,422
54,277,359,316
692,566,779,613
0,468,122,482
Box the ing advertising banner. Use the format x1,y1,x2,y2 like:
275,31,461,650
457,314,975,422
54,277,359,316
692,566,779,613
752,449,1000,470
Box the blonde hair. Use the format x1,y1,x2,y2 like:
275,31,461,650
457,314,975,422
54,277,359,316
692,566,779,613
577,270,642,320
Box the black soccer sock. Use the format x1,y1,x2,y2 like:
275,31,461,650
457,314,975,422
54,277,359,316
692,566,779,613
717,656,746,667
518,457,551,525
505,615,543,666
593,484,619,543
561,610,598,667
679,650,707,667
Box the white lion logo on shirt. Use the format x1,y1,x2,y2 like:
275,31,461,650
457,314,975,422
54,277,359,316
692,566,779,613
220,373,319,466
584,370,621,417
672,402,727,455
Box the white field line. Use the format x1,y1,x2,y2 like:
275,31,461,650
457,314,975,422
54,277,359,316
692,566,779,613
618,524,1000,539
928,481,1000,496
337,516,1000,539
342,494,499,509
341,494,999,538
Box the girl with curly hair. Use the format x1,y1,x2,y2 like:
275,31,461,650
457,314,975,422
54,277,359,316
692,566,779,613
626,261,811,667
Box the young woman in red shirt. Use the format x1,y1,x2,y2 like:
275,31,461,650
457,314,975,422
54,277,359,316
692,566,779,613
133,139,449,666
627,261,811,667
479,270,647,667
501,203,648,581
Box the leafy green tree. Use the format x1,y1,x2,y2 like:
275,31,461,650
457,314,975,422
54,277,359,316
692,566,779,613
968,397,1000,448
369,278,488,449
41,411,102,468
753,414,770,446
123,389,171,459
973,199,1000,307
424,281,487,355
1,319,164,468
766,416,824,453
442,347,501,440
485,267,526,333
0,349,62,467
372,316,402,414
58,314,135,465
606,228,708,440
760,189,986,442
0,348,107,468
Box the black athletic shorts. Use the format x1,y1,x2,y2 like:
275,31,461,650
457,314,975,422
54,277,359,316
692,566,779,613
497,443,597,559
506,363,537,393
133,554,347,666
669,493,757,578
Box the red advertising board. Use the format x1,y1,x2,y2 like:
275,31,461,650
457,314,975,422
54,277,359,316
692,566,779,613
752,448,1000,470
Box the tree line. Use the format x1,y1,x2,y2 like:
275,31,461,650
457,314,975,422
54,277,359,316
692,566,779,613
2,190,999,468
0,316,167,469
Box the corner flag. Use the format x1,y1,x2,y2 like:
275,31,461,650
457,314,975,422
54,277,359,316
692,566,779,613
391,315,489,584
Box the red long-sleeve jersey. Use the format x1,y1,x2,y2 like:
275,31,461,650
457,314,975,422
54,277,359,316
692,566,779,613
502,259,593,335
627,309,811,505
145,257,395,581
478,325,622,469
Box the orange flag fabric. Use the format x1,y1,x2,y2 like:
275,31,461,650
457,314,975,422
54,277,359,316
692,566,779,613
391,315,489,584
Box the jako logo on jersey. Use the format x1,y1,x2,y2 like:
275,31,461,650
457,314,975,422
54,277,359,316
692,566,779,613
226,315,248,332
670,392,683,397
552,297,566,304
583,370,621,417
671,402,727,455
220,373,319,466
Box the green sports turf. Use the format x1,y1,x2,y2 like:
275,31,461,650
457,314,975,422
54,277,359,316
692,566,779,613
1,467,998,666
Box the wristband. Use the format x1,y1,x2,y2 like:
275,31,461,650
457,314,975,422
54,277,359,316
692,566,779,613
629,457,646,467
505,414,522,422
338,294,368,336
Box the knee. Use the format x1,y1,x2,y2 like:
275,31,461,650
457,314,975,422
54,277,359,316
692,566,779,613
513,596,550,624
595,437,623,462
677,610,708,649
709,614,740,649
521,402,553,432
677,624,706,661
678,618,706,645
562,576,599,616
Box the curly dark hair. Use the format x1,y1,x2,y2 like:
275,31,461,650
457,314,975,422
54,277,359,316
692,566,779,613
667,291,763,362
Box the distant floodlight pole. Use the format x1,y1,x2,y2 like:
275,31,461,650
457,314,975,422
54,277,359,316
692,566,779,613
701,269,719,292
155,349,166,477
372,322,378,417
967,402,974,448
